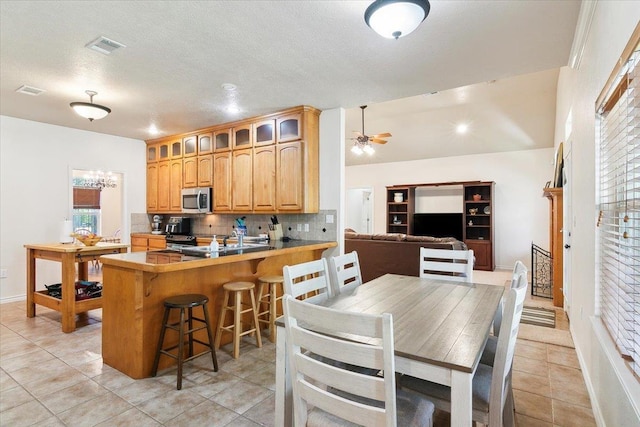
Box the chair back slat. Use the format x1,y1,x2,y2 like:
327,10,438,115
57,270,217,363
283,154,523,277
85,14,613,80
419,247,474,283
489,272,527,426
283,295,397,426
283,258,332,303
329,251,363,295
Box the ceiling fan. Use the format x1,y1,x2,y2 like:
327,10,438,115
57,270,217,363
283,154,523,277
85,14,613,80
350,105,391,155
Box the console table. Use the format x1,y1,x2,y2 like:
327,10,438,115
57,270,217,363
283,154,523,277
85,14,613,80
25,242,128,333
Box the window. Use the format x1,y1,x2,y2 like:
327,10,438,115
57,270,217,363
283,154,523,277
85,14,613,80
596,26,640,378
73,187,101,234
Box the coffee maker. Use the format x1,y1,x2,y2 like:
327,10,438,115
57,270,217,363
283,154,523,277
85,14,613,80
151,215,163,235
165,217,192,235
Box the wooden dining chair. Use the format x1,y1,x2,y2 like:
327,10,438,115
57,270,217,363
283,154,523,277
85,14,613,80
400,275,528,427
419,247,474,283
328,251,363,295
283,258,332,304
282,295,435,427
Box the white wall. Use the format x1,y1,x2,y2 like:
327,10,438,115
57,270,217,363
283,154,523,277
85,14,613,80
319,108,344,256
346,148,553,270
0,116,146,301
555,2,640,425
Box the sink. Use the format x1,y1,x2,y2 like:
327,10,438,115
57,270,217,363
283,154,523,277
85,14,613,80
174,242,269,257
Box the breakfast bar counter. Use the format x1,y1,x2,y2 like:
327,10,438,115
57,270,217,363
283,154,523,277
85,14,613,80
25,242,129,333
99,240,337,378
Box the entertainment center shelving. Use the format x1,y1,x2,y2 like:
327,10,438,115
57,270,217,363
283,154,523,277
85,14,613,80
386,181,495,271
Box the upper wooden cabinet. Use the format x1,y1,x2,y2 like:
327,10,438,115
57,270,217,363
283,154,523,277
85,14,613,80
198,132,213,154
145,105,320,213
233,124,253,149
232,149,253,211
183,135,197,157
277,113,303,142
254,119,275,146
214,129,231,152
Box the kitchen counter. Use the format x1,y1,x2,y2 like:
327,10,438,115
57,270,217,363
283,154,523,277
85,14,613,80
100,239,337,378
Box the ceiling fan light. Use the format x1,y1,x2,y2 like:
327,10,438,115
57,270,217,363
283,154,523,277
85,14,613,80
351,144,364,155
363,144,375,155
70,90,111,121
365,0,430,39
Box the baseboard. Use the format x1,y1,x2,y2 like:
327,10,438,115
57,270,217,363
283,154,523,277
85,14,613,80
1,295,26,304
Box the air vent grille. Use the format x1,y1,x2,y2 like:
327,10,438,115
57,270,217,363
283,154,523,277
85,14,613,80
85,36,126,55
16,85,45,96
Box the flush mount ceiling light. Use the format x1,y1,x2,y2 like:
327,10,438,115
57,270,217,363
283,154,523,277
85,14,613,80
70,90,111,121
364,0,431,39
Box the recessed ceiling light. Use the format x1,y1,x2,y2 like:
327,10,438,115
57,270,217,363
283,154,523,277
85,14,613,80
148,124,159,135
16,85,45,96
456,123,468,134
221,83,237,92
226,105,240,114
85,36,126,55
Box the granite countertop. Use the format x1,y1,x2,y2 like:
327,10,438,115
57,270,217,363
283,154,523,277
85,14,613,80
100,240,337,273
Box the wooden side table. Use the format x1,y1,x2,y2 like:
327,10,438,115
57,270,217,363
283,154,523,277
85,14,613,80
25,242,128,333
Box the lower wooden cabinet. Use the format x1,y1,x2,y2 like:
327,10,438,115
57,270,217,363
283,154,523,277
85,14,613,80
465,240,493,271
131,234,166,252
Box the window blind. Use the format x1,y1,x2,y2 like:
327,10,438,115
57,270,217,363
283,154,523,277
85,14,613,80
73,187,101,209
597,29,640,378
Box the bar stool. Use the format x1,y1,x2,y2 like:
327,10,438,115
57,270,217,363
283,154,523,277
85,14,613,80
151,294,218,390
215,281,262,359
256,275,284,342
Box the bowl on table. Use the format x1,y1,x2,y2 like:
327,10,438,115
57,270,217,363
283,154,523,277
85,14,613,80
72,234,102,246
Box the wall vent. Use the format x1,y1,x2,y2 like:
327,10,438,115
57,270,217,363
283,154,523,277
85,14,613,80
85,36,126,55
16,85,45,96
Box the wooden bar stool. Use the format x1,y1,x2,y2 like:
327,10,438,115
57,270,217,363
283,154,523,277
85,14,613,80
215,281,262,359
151,294,218,390
256,275,284,342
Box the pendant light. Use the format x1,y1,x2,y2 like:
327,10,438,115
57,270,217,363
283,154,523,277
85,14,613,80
70,90,111,121
364,0,431,40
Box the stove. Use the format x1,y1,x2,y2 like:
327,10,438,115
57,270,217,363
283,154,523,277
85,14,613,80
165,234,197,246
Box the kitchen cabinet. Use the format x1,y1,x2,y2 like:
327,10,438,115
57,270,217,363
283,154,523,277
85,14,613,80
169,159,182,211
198,132,213,154
276,141,303,211
183,156,198,188
214,129,231,152
232,149,253,211
233,124,253,149
197,155,213,187
277,112,303,142
145,105,320,214
254,119,275,146
157,161,170,211
183,135,197,157
146,163,158,211
131,234,167,252
253,145,276,211
544,187,563,307
213,152,232,211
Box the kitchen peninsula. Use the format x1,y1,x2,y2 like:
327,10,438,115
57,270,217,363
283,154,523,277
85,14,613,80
99,240,336,378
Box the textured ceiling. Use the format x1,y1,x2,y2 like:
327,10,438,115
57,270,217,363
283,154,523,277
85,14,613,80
0,1,580,162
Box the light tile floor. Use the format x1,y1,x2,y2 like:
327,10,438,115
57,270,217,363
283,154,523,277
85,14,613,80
0,269,596,426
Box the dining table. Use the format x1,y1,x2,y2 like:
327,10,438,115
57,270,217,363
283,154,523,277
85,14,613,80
275,273,505,426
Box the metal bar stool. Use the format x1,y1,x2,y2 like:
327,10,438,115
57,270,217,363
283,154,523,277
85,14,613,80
256,275,284,342
215,281,262,359
151,294,218,390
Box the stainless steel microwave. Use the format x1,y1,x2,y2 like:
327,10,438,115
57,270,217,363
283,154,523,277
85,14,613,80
181,187,212,214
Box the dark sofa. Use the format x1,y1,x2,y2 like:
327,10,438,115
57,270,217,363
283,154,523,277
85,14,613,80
344,231,467,282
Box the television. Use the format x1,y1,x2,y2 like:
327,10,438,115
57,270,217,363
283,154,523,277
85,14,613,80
413,213,463,241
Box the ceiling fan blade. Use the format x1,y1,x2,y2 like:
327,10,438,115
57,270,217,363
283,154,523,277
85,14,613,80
370,139,388,145
370,132,391,138
352,131,364,137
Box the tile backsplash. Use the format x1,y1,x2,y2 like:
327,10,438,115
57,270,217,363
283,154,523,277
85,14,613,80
131,210,337,242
